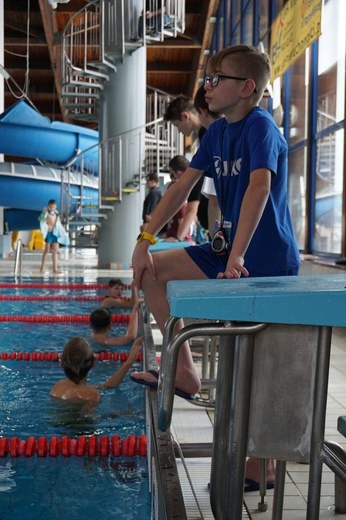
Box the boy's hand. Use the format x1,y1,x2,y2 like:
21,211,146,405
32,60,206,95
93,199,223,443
132,242,156,290
217,254,249,279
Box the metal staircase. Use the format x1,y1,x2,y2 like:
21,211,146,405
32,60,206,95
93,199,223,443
59,0,184,242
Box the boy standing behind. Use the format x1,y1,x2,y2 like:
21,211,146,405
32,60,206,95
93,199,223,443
141,173,162,232
39,199,69,275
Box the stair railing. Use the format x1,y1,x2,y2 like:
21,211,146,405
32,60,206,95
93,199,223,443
61,0,185,120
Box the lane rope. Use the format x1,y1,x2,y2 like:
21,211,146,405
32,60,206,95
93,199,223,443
0,295,131,301
0,314,130,323
0,434,147,458
0,283,131,290
0,351,142,362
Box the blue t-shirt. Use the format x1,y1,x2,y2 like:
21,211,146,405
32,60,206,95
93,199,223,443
189,107,300,275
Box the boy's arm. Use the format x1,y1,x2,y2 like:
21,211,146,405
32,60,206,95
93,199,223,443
102,297,133,309
105,302,140,345
220,169,271,279
100,337,142,388
175,200,200,241
132,167,203,289
208,195,221,239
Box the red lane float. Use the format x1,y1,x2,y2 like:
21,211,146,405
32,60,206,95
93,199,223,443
0,295,132,301
138,435,147,457
0,295,104,301
0,435,147,457
0,351,142,362
0,314,130,323
0,283,132,290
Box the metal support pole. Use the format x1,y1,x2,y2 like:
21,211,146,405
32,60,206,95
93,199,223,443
307,326,332,519
223,333,255,519
272,460,286,520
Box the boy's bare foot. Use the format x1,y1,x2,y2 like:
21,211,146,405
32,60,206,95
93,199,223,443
53,270,63,275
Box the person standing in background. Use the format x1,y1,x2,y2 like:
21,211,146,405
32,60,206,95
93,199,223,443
141,173,162,232
39,199,69,275
194,85,222,238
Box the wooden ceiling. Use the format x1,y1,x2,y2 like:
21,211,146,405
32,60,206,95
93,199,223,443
3,0,220,129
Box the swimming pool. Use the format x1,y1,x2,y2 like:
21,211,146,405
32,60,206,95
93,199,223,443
0,279,151,520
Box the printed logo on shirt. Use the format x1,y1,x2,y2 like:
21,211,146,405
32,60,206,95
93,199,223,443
214,156,242,178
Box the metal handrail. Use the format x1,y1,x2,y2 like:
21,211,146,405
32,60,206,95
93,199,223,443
14,239,23,278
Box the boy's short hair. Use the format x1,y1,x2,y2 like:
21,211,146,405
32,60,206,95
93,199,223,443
61,337,94,384
108,278,124,288
90,308,112,332
207,44,271,100
194,85,220,119
146,172,159,183
163,95,197,122
169,155,189,173
48,199,57,205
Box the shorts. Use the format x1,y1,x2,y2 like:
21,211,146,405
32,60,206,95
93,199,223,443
185,242,299,279
45,231,58,244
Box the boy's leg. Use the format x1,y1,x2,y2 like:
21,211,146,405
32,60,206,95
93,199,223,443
51,243,62,274
132,248,207,395
245,457,276,488
40,243,50,273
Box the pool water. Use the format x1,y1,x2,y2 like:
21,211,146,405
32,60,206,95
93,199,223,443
0,279,151,520
0,457,150,520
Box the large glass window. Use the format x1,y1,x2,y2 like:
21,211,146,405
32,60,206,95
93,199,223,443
313,0,345,254
288,52,309,147
243,2,254,44
313,129,344,254
285,50,309,249
258,0,269,47
288,147,308,250
231,2,241,45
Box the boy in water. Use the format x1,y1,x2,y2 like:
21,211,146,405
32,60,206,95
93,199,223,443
50,336,142,402
39,199,69,275
91,296,141,346
102,279,143,309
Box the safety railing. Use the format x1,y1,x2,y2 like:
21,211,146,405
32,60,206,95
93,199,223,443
14,239,23,279
58,110,182,226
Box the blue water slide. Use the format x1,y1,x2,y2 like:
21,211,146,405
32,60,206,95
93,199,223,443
0,100,99,172
0,101,100,231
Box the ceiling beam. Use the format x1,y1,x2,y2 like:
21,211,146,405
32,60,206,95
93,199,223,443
38,0,68,122
189,0,221,97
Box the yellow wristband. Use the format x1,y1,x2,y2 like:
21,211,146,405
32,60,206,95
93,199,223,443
136,231,158,245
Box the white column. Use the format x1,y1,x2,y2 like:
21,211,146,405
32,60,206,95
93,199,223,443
98,46,146,267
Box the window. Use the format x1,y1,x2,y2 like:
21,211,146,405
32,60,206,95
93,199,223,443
313,0,345,254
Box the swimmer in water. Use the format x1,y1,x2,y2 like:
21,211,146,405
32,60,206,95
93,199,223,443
50,336,142,403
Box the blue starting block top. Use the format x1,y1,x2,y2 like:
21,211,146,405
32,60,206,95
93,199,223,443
167,274,346,327
150,240,190,253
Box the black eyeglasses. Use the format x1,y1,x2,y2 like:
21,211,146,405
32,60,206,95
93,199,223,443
204,73,257,93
